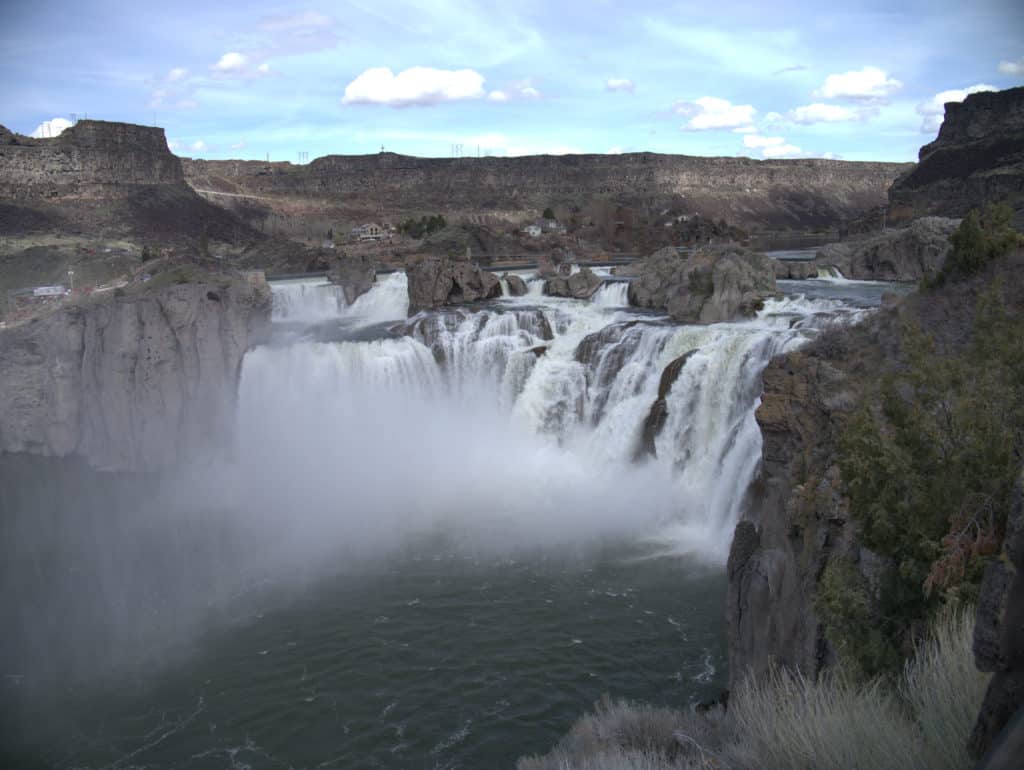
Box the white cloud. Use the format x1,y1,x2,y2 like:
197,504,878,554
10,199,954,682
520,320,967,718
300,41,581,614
676,96,756,131
817,66,902,100
167,67,188,82
190,140,207,152
519,86,541,99
606,146,624,154
916,84,997,132
605,77,635,93
167,140,180,152
230,141,248,150
30,117,72,138
762,143,803,158
213,52,249,72
998,58,1024,76
488,90,508,102
742,133,802,159
341,66,486,107
258,63,271,74
790,103,861,124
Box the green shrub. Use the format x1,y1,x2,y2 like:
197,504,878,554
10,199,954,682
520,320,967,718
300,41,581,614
816,559,900,680
837,285,1023,674
943,201,1020,280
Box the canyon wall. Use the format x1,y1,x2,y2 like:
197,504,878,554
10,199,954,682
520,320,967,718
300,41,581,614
888,86,1024,226
0,120,257,243
0,273,271,471
183,152,909,232
0,120,183,198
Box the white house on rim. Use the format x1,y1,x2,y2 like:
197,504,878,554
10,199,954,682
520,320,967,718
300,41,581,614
351,223,385,241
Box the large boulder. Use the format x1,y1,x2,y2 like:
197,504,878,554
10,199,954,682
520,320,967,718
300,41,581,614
628,246,776,323
502,273,529,296
543,267,603,299
815,216,959,281
327,254,376,304
405,256,502,314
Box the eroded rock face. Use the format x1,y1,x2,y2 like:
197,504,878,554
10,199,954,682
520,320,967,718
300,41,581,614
628,246,776,323
888,86,1024,227
543,267,603,299
328,254,376,304
405,256,502,314
970,466,1024,758
815,217,959,281
636,350,697,459
0,275,271,471
502,273,529,296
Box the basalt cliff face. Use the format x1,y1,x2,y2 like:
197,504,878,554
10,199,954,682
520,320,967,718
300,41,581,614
0,273,271,471
0,120,257,243
183,153,908,233
888,86,1024,226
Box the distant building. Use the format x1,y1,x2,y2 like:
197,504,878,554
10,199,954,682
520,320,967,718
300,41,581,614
523,224,542,238
351,223,385,241
545,219,566,234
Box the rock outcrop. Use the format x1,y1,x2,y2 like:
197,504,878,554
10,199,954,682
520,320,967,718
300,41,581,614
405,256,502,314
888,86,1024,227
0,272,271,471
328,254,376,304
0,120,184,197
636,350,696,459
0,120,259,245
502,273,529,296
628,246,776,323
815,216,959,281
970,465,1024,757
543,267,603,299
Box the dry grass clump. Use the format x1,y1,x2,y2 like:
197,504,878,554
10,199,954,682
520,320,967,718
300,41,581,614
520,606,988,770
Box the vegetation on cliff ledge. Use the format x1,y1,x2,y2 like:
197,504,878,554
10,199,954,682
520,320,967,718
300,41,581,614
829,210,1023,678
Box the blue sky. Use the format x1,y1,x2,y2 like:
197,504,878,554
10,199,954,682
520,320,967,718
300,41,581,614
2,0,1022,162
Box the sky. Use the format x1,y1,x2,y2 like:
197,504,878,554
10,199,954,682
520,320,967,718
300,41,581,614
1,0,1022,163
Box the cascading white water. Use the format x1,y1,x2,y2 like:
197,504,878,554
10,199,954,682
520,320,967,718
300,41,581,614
590,281,630,308
271,279,347,323
241,274,868,561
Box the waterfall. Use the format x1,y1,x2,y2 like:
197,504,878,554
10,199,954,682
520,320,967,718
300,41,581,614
270,279,346,323
243,275,868,561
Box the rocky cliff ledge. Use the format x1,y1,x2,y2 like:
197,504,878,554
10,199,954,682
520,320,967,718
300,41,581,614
0,271,271,471
728,248,1024,690
888,86,1024,226
0,120,183,198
